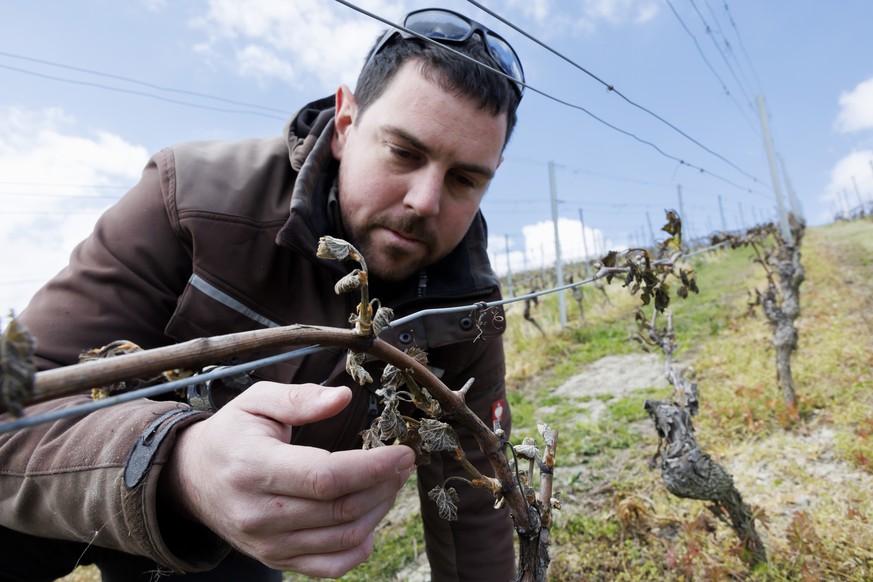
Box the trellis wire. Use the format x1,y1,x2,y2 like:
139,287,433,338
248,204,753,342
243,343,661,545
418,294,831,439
0,346,325,434
0,240,729,434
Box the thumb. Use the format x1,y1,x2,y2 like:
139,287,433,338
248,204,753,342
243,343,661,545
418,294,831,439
229,382,353,427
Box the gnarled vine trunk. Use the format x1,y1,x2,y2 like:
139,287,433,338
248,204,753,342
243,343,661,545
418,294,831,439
645,399,767,567
762,217,805,408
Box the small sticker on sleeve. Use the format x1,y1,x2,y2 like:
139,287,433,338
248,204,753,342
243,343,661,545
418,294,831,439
491,398,508,426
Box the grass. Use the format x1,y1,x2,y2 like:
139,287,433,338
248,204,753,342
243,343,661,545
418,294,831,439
537,219,873,581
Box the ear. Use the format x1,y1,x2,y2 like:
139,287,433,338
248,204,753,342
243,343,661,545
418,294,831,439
331,84,357,160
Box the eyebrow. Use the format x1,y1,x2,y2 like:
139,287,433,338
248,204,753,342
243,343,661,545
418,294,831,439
383,125,496,180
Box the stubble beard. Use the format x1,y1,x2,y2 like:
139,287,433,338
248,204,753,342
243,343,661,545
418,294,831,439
345,212,441,282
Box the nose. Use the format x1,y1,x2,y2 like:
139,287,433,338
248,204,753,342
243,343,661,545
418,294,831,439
403,169,442,218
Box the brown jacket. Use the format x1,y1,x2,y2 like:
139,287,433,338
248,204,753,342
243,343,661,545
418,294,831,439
0,96,514,581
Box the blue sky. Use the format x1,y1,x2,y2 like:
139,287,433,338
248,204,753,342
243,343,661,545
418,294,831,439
2,0,872,314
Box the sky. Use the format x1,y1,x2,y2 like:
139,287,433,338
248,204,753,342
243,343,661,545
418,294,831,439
2,0,873,315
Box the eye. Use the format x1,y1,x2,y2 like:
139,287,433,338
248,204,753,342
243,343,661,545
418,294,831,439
389,145,417,161
452,171,478,190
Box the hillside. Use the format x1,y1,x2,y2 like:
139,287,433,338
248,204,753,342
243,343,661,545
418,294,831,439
60,219,873,581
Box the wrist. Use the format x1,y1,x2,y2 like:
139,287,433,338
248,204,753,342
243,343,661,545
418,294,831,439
158,419,205,524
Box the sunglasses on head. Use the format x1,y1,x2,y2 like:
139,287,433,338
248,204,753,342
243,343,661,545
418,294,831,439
365,8,525,98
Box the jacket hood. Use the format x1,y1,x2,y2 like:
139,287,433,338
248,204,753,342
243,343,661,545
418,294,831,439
276,95,501,305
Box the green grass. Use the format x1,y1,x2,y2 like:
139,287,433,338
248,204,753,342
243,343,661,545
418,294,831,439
502,219,873,581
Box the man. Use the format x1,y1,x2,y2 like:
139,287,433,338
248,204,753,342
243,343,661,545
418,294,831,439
0,7,524,581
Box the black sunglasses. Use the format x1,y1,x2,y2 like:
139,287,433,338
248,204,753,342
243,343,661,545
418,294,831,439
365,8,525,98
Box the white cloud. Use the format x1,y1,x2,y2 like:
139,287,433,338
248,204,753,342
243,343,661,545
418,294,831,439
822,149,873,217
190,0,407,90
236,44,298,83
0,107,148,314
489,217,610,276
835,77,873,134
187,0,661,90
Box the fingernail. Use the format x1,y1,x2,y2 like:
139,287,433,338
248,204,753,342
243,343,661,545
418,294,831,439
320,386,345,400
397,450,416,474
399,462,416,480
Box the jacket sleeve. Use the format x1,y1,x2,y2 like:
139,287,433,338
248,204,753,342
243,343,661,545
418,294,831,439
0,150,231,572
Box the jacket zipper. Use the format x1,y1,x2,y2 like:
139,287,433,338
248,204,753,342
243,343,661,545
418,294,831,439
417,270,428,298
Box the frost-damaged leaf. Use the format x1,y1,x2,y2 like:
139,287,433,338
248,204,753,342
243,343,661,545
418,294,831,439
538,423,556,448
372,306,394,336
428,486,459,521
0,314,36,417
382,364,406,390
377,399,408,441
81,340,194,400
660,210,683,251
655,286,671,312
514,443,538,460
81,340,143,400
361,426,386,449
406,346,428,365
661,210,681,235
334,269,363,294
418,418,459,452
380,363,403,391
345,351,372,385
316,235,359,262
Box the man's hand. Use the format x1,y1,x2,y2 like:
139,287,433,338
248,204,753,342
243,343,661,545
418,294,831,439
160,382,415,578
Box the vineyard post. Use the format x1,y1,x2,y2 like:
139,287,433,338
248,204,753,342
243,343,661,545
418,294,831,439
578,207,591,277
548,160,567,328
505,233,515,297
645,211,656,248
755,94,792,241
778,154,803,220
677,185,692,244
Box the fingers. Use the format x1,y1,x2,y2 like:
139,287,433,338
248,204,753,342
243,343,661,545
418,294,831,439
168,381,419,578
258,442,416,499
256,492,397,570
242,462,414,535
276,532,376,579
231,382,353,427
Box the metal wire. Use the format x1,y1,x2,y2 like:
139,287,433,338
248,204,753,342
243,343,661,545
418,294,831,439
0,346,326,434
0,240,731,433
332,0,763,196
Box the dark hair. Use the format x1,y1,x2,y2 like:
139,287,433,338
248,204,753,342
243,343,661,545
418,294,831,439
353,33,520,147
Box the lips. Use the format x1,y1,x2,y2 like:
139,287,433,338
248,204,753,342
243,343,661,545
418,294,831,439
381,227,426,250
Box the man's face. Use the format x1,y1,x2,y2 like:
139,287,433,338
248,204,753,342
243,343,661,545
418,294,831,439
331,60,507,281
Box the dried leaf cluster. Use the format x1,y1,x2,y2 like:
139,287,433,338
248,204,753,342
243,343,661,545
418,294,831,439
598,210,699,313
0,313,36,417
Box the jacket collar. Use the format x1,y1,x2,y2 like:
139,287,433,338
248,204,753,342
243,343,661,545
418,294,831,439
276,96,500,304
